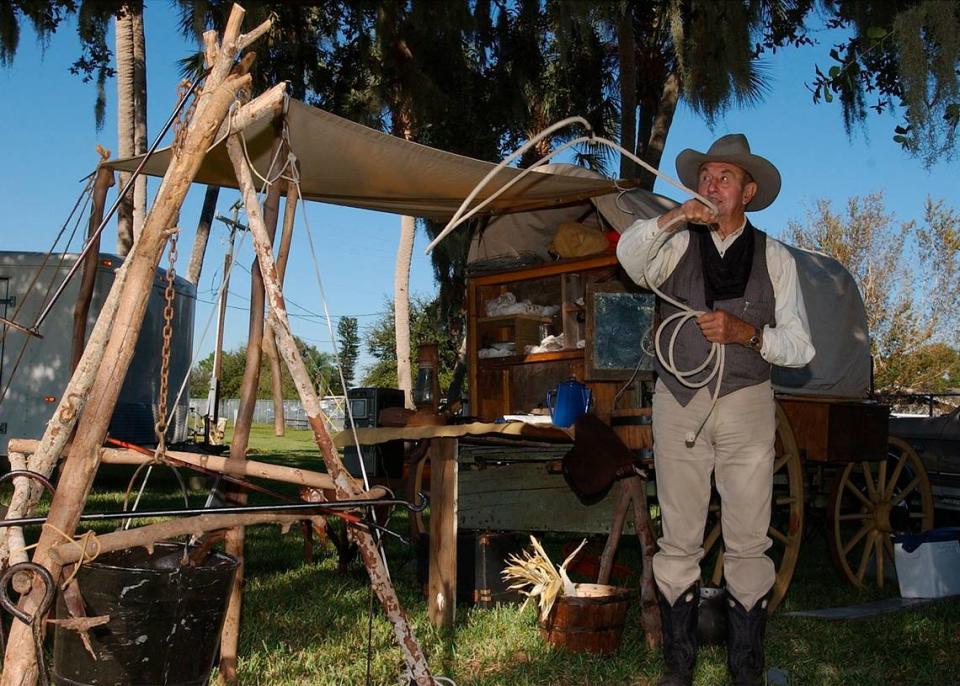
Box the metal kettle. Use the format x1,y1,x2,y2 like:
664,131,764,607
546,379,592,428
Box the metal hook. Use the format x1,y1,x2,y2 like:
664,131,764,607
0,562,56,686
407,492,429,513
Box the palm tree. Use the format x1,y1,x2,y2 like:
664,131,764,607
115,1,147,255
562,0,803,189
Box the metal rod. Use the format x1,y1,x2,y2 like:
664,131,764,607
8,70,210,338
0,494,429,528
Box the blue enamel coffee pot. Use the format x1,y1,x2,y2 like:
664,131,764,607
546,379,592,427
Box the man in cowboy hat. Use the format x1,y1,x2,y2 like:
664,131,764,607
616,134,815,686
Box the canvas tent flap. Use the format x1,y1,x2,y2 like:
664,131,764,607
105,99,623,221
772,245,871,398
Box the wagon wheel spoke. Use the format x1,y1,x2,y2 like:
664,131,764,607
878,460,888,503
844,479,873,509
773,453,790,473
876,533,885,588
893,476,922,506
885,451,908,500
861,462,878,502
769,526,790,546
843,523,871,557
838,512,871,521
855,531,876,584
775,496,798,506
882,535,896,565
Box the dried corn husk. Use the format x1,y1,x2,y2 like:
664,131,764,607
502,535,587,621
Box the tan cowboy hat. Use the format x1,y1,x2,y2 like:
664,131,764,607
675,133,781,211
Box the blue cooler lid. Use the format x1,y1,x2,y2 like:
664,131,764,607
893,527,960,553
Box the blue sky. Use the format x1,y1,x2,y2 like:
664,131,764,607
1,6,955,377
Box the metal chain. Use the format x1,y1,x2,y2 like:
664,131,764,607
172,79,198,156
154,231,179,461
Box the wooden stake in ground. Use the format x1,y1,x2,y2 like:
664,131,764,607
225,135,437,686
0,7,276,685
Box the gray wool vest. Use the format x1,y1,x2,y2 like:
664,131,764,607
655,224,776,406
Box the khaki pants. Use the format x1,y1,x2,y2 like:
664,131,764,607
651,379,776,611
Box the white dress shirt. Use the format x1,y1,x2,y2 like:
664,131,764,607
616,217,815,368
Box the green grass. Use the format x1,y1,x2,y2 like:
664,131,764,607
13,425,960,685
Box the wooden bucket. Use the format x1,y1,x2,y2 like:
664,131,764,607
538,583,631,654
610,408,653,450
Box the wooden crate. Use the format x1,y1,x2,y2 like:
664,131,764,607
777,396,889,463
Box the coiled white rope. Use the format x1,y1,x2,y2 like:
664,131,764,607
427,117,725,445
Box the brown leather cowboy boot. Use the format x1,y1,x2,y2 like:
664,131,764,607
726,593,770,686
656,583,699,686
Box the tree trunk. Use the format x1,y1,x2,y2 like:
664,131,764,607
186,185,220,285
639,70,680,191
395,214,416,409
131,1,147,241
115,5,135,255
71,156,115,372
218,155,283,686
226,135,436,686
618,8,638,180
0,10,271,682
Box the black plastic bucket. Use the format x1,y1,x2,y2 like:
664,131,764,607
52,542,238,686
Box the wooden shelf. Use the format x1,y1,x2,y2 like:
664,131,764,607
478,349,583,367
478,314,552,324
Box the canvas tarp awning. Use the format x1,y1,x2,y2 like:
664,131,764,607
105,98,627,221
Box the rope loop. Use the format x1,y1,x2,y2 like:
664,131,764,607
41,524,101,589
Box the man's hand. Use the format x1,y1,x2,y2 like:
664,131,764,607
697,310,755,346
657,199,718,231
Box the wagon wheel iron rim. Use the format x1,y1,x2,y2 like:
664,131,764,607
826,436,934,589
701,402,804,613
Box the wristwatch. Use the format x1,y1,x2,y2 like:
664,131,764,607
747,326,763,352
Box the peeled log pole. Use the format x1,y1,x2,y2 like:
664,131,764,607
6,439,373,494
218,146,282,685
624,476,661,649
225,135,436,686
71,157,115,372
0,12,270,685
48,513,323,566
264,181,297,436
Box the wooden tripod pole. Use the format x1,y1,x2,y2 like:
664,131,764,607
218,144,283,685
71,150,115,372
262,179,298,436
0,7,275,684
225,136,437,686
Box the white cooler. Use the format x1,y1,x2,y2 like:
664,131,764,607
893,528,960,599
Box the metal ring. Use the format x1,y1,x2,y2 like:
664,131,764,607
0,561,56,686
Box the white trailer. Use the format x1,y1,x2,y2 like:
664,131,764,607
0,251,195,456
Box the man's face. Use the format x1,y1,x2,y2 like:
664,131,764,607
697,162,757,221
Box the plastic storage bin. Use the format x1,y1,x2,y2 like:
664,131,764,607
893,528,960,598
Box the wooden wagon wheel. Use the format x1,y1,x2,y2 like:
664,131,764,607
826,436,934,589
701,402,804,613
